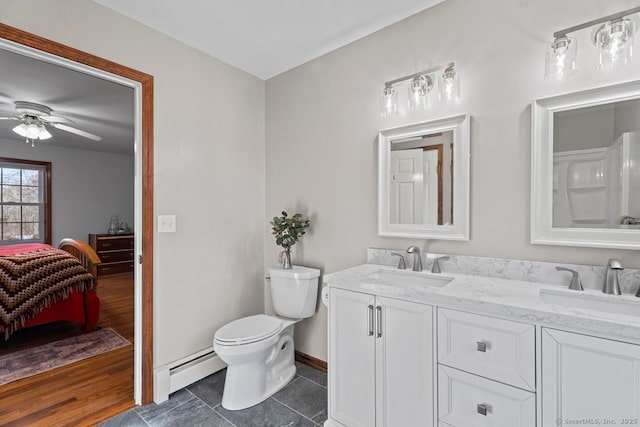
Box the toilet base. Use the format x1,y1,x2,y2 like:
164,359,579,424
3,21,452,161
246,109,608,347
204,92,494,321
219,322,298,410
221,363,296,410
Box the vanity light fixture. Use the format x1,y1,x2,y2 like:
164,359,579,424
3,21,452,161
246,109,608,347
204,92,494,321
381,84,398,117
381,62,460,116
545,6,640,81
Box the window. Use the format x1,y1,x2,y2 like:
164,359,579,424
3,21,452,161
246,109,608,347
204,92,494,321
0,158,51,245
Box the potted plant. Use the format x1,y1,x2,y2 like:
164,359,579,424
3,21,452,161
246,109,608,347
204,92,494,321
270,211,310,269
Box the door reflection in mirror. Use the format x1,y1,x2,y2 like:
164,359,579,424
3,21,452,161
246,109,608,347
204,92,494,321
389,131,453,225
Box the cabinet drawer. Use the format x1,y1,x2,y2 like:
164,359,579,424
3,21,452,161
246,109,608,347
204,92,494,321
438,365,535,427
98,262,134,275
95,238,133,251
437,308,535,391
98,250,134,263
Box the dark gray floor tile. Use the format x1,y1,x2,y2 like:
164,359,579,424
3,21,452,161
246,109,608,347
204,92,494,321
98,409,148,427
187,368,227,407
273,377,327,422
148,397,233,427
295,362,327,387
215,398,315,427
136,389,195,423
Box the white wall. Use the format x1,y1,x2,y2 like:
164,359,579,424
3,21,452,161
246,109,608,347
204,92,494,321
614,101,640,139
0,137,133,244
554,106,615,152
0,0,266,367
265,0,640,361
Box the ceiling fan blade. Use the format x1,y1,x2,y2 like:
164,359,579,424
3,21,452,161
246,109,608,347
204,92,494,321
41,114,74,124
52,123,102,141
0,116,19,120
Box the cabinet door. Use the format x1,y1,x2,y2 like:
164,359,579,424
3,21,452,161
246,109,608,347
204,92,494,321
542,328,640,425
329,288,376,427
376,296,434,427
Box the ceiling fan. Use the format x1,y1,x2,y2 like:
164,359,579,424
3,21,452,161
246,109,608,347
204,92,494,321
0,101,102,147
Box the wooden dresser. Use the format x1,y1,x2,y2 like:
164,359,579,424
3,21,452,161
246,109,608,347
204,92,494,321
88,233,134,276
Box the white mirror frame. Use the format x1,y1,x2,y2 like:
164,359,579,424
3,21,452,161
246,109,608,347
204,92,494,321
378,114,470,240
531,80,640,250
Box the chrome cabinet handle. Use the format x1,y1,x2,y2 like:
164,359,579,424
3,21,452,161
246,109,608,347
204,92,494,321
367,305,374,336
477,403,488,416
376,306,382,338
476,341,487,352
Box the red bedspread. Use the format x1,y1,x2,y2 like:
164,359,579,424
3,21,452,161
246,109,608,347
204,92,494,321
0,244,96,338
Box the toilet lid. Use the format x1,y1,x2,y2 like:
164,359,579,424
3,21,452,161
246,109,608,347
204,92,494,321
215,314,283,345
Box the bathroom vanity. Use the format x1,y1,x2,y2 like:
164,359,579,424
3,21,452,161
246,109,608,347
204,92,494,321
323,258,640,427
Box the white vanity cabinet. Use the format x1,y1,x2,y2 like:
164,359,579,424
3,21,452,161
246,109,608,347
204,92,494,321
328,288,434,427
437,308,536,427
541,328,640,425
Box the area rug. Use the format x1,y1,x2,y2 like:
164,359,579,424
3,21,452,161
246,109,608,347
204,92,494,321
0,327,131,386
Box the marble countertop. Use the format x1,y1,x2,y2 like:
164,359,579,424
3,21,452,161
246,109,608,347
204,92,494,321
324,264,640,342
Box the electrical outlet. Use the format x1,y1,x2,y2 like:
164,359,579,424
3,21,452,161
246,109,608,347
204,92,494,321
157,215,176,233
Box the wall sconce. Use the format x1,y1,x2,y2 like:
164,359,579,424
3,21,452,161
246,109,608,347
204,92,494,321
546,6,640,81
381,62,460,117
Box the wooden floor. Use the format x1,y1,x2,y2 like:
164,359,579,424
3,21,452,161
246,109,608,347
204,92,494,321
0,273,135,427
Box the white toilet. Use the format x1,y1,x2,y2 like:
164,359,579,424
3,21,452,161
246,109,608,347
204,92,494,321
213,265,320,410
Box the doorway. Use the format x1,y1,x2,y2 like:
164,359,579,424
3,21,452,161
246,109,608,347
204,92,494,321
0,23,154,405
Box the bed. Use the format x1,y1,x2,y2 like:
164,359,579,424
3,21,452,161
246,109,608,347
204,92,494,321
0,238,101,339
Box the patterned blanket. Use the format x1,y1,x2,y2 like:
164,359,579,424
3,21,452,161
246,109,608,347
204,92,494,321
0,247,96,339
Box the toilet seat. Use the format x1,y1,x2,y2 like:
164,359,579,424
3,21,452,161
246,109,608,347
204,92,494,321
214,314,283,346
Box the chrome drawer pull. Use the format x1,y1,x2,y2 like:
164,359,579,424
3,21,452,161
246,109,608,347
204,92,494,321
367,305,374,336
476,341,487,352
477,403,488,416
376,306,382,338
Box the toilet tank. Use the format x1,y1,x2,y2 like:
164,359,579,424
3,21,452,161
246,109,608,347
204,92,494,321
268,265,320,319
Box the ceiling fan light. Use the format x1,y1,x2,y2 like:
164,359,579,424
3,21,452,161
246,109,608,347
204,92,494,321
38,125,52,140
12,123,28,138
25,123,40,139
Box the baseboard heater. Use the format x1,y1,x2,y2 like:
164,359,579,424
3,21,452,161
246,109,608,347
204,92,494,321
154,347,226,403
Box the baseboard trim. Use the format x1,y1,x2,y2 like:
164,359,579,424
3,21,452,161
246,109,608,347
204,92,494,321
295,350,327,373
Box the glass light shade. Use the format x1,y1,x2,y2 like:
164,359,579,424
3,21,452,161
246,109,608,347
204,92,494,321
38,125,52,140
12,123,28,137
595,18,635,70
380,84,398,117
408,75,432,111
545,36,577,81
438,66,460,104
25,123,40,139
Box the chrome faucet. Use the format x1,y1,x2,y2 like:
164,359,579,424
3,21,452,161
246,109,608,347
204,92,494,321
406,246,422,272
431,256,450,274
603,258,623,295
555,267,583,291
390,253,406,270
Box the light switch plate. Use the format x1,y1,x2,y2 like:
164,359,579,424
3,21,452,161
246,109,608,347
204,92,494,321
157,215,176,233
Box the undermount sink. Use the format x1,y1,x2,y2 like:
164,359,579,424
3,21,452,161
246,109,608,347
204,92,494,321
361,268,454,293
539,287,640,318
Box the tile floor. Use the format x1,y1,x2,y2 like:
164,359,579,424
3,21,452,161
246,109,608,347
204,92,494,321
100,362,327,427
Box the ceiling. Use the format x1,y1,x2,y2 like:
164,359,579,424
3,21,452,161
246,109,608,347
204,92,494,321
94,0,445,79
0,48,135,155
0,0,444,155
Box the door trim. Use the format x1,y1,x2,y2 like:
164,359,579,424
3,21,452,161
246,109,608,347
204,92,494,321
0,22,155,404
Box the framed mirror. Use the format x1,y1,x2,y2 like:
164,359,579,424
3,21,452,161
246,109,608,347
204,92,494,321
378,114,470,240
531,80,640,250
